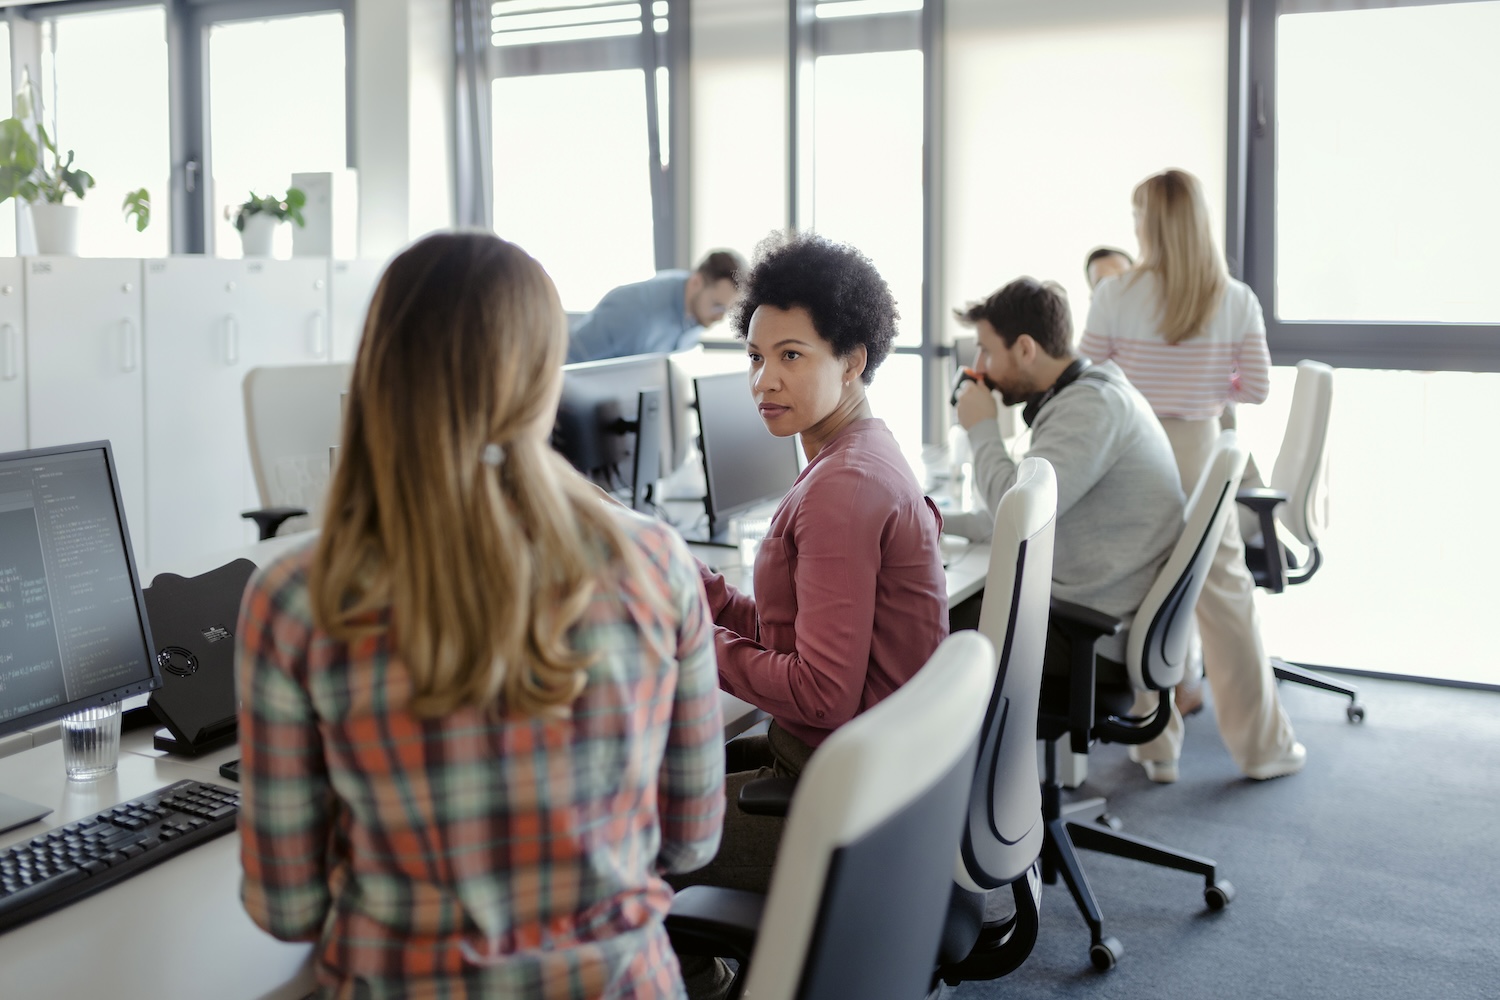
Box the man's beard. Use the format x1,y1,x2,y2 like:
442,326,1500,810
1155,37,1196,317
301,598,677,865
983,374,1034,409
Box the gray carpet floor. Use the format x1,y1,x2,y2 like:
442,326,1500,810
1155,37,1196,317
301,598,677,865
947,675,1500,1000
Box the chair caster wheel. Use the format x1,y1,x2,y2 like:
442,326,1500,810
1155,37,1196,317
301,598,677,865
1089,937,1123,971
1097,812,1123,831
1347,703,1366,723
1205,880,1235,910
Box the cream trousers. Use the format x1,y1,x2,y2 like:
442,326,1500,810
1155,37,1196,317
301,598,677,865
1129,417,1297,774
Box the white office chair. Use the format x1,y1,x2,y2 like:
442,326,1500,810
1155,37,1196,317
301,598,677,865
1043,431,1246,970
241,363,351,539
1237,360,1364,722
666,632,996,1000
937,457,1055,986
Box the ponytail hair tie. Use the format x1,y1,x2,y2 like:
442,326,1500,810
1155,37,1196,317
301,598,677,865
481,443,506,469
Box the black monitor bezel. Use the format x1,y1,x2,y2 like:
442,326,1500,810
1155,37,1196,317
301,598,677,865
0,439,162,741
555,352,677,494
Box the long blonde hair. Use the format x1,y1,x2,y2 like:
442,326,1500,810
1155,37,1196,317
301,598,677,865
311,232,641,718
1129,168,1227,345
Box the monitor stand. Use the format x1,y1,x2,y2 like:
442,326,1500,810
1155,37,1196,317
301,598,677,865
0,791,52,835
676,503,737,548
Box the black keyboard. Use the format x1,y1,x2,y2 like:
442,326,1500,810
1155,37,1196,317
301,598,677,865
0,779,239,933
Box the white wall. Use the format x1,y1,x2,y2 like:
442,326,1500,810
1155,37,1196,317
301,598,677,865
944,0,1228,345
690,0,787,267
354,0,455,259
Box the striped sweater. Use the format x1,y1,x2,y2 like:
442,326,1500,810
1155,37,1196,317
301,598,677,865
1080,271,1271,421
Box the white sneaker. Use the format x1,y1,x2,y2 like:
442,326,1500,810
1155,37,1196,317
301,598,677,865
1245,741,1307,781
1140,758,1179,784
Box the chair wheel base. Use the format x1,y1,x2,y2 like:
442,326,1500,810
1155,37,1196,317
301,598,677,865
1347,703,1366,724
1089,936,1123,971
1205,880,1235,910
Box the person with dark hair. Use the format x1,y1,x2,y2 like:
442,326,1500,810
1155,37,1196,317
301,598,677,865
945,276,1184,659
566,248,746,362
1086,245,1134,289
669,231,947,1000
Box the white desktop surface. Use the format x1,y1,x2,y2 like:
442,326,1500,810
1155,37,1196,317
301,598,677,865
0,740,315,1000
0,519,985,994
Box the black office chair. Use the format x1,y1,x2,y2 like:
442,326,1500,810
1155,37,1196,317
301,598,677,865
1236,360,1364,723
935,457,1055,987
665,632,996,1000
1043,432,1244,971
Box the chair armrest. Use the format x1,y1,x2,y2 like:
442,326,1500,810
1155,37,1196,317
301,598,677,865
1048,598,1124,639
1235,489,1289,593
241,507,307,541
1048,598,1123,754
664,885,765,964
1234,486,1288,513
737,776,796,817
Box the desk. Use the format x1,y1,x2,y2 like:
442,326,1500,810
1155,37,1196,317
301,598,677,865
0,531,990,995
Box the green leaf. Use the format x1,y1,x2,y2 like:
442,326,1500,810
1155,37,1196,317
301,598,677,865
122,187,150,232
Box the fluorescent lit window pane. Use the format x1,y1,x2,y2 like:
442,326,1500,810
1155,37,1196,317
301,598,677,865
691,0,786,290
49,7,170,257
814,50,924,347
492,2,639,34
816,0,923,19
655,66,670,167
1277,4,1500,323
0,22,12,256
492,70,654,310
209,13,347,259
864,352,923,462
492,21,640,46
944,2,1226,351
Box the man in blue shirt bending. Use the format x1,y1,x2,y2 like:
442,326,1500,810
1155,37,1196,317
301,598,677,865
567,249,744,363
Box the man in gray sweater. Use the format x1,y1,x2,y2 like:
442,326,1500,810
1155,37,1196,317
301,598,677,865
945,277,1184,623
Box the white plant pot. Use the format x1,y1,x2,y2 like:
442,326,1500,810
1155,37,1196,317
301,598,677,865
30,203,80,256
239,214,279,257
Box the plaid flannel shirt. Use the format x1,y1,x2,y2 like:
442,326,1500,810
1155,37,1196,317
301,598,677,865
236,515,724,1000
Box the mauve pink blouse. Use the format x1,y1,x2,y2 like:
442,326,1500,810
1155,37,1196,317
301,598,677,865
699,417,949,749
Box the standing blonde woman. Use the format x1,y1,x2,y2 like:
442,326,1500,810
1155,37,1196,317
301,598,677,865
236,232,725,999
1080,168,1304,782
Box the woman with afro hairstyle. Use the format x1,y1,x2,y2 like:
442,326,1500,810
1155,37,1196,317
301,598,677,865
669,231,948,999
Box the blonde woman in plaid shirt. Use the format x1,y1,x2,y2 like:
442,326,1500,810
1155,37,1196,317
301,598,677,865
235,232,726,999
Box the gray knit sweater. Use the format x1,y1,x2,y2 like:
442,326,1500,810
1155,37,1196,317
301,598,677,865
944,360,1184,619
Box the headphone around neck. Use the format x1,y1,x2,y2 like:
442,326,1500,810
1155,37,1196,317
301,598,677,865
1021,357,1092,427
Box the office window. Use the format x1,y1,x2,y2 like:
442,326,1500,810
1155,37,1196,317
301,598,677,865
208,12,347,258
944,1,1226,347
691,0,786,273
0,21,12,256
865,352,923,460
1276,2,1500,324
813,49,924,348
491,70,655,310
44,6,171,257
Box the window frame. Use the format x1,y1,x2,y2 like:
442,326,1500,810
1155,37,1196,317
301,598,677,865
1234,0,1500,372
773,0,945,443
480,0,691,272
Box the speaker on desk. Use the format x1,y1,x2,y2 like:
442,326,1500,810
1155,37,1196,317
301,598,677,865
144,559,257,755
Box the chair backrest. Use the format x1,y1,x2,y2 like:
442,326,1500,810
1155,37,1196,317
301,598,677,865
1125,431,1248,692
243,363,352,527
960,457,1055,892
1268,360,1333,548
742,632,996,1000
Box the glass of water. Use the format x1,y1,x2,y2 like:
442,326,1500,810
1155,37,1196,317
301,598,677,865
61,702,123,781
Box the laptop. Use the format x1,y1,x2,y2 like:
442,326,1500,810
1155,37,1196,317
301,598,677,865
144,559,257,755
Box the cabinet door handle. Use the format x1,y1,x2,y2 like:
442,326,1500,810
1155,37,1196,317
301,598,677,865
223,315,240,366
120,319,138,373
308,313,327,359
1,323,16,381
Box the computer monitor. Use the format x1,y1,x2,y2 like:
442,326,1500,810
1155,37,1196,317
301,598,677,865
553,354,679,510
0,441,161,830
693,371,801,543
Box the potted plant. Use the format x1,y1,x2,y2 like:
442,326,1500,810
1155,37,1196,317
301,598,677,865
0,116,96,255
228,188,306,257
